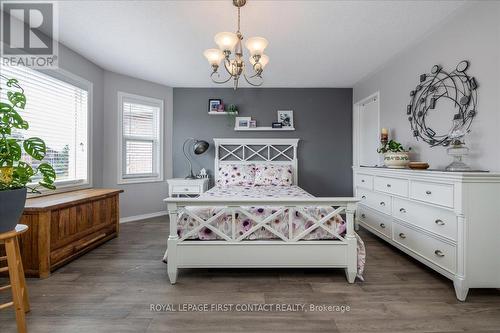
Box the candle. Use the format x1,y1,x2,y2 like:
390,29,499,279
381,128,388,143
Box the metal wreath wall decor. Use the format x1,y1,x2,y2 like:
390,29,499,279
407,60,478,147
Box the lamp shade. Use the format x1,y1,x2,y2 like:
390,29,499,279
250,54,269,69
214,32,239,52
203,48,224,66
193,140,209,155
245,36,268,56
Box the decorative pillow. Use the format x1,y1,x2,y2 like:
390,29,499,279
254,164,293,186
216,164,255,186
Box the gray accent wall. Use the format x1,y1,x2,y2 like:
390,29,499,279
173,88,353,196
354,2,500,171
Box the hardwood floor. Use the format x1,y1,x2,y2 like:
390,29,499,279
1,216,499,332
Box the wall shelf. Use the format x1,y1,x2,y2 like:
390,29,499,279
208,111,238,115
234,127,295,131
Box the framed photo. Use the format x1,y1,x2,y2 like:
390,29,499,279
249,120,257,128
208,99,222,113
235,117,251,129
277,110,294,128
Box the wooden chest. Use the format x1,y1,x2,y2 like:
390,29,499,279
1,189,123,278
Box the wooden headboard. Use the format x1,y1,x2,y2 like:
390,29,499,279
213,138,300,185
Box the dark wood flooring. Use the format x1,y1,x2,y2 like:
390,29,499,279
1,216,500,332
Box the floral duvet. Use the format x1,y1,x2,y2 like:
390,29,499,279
176,185,366,278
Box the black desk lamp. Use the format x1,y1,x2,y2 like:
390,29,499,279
183,138,209,179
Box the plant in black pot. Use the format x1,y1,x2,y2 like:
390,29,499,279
0,75,56,232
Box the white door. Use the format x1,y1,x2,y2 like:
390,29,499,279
355,94,380,167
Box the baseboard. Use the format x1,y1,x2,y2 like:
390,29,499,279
120,211,168,224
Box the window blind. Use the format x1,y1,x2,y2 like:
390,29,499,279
121,98,160,177
1,64,89,185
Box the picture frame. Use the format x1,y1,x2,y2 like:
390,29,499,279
277,110,294,128
208,99,222,113
235,117,251,129
249,120,257,128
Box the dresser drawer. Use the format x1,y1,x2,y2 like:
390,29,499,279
356,174,373,190
392,222,456,273
172,185,201,194
357,205,391,238
410,180,454,208
357,188,391,215
374,176,408,197
392,197,457,240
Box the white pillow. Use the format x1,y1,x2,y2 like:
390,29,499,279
254,164,293,186
216,164,255,186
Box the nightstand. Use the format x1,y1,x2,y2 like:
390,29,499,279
167,178,209,197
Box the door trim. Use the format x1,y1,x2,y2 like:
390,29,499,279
352,91,381,168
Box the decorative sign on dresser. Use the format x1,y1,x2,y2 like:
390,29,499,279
353,166,500,301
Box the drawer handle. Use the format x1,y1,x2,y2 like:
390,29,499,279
434,250,445,257
361,195,366,199
398,232,406,239
425,190,432,195
361,214,366,218
399,208,406,213
386,184,392,188
379,201,386,206
435,219,445,226
361,179,365,183
379,223,386,229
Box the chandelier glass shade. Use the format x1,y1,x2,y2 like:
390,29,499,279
203,0,269,89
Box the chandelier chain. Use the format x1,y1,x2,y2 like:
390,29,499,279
237,6,241,33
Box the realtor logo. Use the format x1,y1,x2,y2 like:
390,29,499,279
1,1,58,68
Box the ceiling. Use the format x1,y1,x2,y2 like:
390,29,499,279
57,0,467,88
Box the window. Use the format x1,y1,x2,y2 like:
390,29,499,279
1,63,91,189
118,92,163,183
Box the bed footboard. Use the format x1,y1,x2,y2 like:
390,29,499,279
164,197,358,284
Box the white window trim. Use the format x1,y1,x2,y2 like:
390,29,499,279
117,91,164,184
26,67,93,197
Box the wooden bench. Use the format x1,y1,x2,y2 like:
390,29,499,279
1,189,123,278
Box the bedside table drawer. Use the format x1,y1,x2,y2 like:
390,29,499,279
172,185,201,194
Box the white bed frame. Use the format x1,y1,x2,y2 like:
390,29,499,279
164,138,359,284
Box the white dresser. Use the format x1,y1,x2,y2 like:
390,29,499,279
353,166,500,301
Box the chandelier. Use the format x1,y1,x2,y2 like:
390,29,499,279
203,0,269,89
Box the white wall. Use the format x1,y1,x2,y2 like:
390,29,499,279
354,2,500,171
102,71,173,218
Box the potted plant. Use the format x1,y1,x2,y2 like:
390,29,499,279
0,75,56,232
377,139,411,168
226,104,238,127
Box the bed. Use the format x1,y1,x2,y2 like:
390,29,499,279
164,138,363,284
